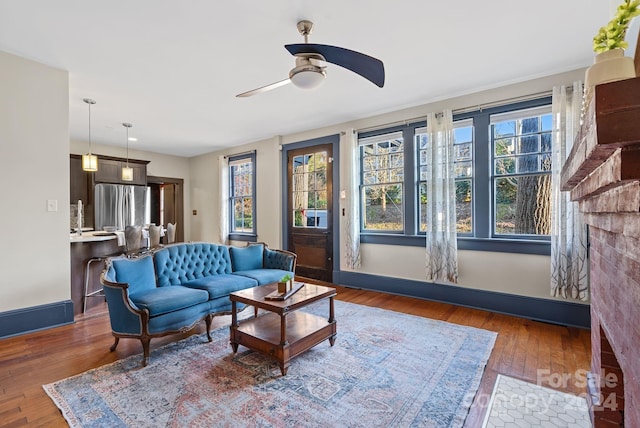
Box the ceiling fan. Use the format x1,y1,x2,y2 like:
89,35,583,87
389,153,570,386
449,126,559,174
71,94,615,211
236,20,385,98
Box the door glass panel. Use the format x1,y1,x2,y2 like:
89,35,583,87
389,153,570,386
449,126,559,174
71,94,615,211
291,150,328,229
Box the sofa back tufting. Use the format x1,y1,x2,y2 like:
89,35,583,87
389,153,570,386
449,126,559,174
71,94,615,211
154,243,233,287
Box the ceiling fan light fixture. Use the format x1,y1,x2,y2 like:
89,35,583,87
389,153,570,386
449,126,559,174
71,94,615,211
289,67,326,90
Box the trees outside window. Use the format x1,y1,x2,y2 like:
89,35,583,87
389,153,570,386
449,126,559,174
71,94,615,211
491,107,552,236
417,120,474,234
357,97,552,254
360,132,404,232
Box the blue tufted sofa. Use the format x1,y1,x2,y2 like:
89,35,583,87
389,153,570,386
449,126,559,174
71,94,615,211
100,242,296,366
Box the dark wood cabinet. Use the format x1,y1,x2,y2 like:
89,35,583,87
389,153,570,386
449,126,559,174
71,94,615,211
93,158,147,185
70,156,89,203
70,155,94,229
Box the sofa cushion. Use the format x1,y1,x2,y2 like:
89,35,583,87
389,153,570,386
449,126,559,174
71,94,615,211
230,244,263,272
129,286,209,317
183,274,258,299
232,268,293,286
111,255,156,294
154,243,232,286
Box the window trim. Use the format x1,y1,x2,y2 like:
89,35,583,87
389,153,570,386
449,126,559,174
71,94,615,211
358,97,552,255
228,152,257,242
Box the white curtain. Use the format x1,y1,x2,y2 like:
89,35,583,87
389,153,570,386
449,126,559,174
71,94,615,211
342,129,361,269
218,155,229,244
425,110,458,283
550,82,589,300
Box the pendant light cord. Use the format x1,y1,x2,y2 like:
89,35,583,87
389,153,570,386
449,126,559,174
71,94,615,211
88,102,92,153
126,126,129,167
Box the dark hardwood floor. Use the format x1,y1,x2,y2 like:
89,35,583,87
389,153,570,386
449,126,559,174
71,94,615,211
0,283,591,427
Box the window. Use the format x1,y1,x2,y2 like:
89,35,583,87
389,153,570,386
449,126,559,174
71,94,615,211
360,132,405,232
358,96,552,254
229,153,256,238
491,106,552,237
416,120,474,234
291,150,328,228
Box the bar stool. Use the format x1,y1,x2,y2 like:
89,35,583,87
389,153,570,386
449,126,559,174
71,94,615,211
166,222,176,244
83,257,106,312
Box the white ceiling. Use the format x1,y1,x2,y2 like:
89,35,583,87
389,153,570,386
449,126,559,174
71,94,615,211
0,1,621,157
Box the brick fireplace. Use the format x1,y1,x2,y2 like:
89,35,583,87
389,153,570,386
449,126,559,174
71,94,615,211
562,77,640,427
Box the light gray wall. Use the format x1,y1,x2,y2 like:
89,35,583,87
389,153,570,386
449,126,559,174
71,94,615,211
0,50,70,312
189,68,589,302
188,137,282,248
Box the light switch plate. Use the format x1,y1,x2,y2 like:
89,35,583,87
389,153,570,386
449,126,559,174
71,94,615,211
47,199,58,212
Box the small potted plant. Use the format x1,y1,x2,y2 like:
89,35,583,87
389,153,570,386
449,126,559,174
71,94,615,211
586,0,639,92
278,274,293,293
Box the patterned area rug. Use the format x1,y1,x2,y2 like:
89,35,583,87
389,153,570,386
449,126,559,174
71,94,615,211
482,375,590,427
44,300,496,427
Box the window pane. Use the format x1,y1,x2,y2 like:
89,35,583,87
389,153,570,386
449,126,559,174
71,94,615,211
363,184,403,231
494,120,516,138
455,142,472,161
541,132,552,152
521,117,540,134
456,179,472,233
229,156,254,234
517,135,539,154
360,133,404,232
494,137,515,156
419,182,427,232
454,126,473,143
494,174,551,235
455,161,472,178
417,121,473,235
495,158,515,175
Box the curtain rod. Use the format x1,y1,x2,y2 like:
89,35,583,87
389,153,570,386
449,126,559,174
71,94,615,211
356,90,554,134
224,149,256,159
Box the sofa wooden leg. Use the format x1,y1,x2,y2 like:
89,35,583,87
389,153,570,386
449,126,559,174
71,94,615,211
141,337,151,367
110,337,119,352
205,314,213,342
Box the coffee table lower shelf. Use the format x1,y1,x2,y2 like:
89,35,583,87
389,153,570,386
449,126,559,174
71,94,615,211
231,311,336,375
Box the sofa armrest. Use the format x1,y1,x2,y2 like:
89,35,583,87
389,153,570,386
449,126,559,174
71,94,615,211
263,247,297,272
100,270,149,336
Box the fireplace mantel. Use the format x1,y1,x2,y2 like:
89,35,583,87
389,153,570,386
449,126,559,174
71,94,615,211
561,76,640,427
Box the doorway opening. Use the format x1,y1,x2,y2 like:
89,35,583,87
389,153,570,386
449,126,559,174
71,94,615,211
148,176,184,243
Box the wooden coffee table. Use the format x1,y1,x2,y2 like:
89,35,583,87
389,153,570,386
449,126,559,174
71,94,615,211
229,282,337,375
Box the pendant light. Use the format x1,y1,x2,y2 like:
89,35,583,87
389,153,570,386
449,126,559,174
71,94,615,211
122,123,134,181
81,98,98,171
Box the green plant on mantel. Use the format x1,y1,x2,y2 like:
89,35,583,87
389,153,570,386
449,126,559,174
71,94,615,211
593,0,640,52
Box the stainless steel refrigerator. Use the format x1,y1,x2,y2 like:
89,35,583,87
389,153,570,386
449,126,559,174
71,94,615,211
94,183,150,231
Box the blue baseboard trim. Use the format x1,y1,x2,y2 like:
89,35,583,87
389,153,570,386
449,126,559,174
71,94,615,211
334,271,590,329
0,300,74,339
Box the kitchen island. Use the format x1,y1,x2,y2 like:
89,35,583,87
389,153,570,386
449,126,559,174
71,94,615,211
70,232,123,316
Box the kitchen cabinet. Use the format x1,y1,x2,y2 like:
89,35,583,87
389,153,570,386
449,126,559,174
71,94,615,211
70,155,94,229
93,158,148,185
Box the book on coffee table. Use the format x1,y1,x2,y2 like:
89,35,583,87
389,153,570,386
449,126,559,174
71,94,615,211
264,281,305,300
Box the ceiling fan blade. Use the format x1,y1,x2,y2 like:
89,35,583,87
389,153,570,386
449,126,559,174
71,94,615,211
236,78,291,98
285,43,384,87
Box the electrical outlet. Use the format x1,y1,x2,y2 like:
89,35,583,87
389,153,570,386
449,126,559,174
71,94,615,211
47,199,58,212
192,210,197,215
